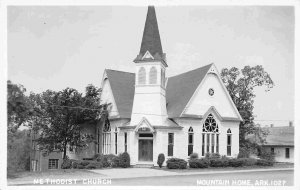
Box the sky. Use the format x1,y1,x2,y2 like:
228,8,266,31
7,6,295,127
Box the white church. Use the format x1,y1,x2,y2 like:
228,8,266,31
97,6,242,166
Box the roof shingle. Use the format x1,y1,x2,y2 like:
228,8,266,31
263,126,294,146
104,64,213,119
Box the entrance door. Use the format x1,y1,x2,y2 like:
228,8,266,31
138,139,153,161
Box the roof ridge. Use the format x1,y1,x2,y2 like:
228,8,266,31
105,69,135,75
168,63,213,79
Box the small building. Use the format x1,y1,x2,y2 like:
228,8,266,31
261,125,294,163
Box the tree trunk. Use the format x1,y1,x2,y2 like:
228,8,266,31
63,143,67,159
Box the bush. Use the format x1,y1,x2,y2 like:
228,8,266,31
210,159,224,167
119,152,130,168
71,161,78,169
157,153,165,168
259,149,275,162
85,162,103,169
189,153,199,160
238,147,250,158
205,153,221,160
240,158,257,166
94,154,117,168
228,158,244,167
189,158,209,168
111,156,121,168
81,161,90,167
77,165,85,169
61,158,72,169
256,159,274,166
166,158,187,169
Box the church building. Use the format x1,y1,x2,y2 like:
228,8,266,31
97,6,242,166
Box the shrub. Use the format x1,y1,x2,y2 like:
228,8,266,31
119,152,130,168
209,159,224,167
71,161,78,169
111,156,121,168
189,153,199,160
157,153,165,168
77,165,85,169
259,149,275,162
86,162,103,169
240,158,257,166
205,153,220,160
81,161,90,167
94,154,117,167
189,158,209,168
61,158,72,169
256,159,274,166
238,147,250,158
228,158,244,167
166,158,187,169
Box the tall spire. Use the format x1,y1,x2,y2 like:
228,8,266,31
134,6,166,66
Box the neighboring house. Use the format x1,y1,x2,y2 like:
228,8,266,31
30,130,63,171
261,125,294,163
31,6,243,170
30,122,97,171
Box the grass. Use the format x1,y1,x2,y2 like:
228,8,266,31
153,162,294,173
7,169,106,185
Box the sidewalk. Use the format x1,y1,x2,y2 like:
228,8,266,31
7,167,293,186
89,167,294,179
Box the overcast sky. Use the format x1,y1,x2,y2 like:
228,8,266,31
7,6,294,126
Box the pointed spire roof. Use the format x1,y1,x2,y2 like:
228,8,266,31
134,6,167,66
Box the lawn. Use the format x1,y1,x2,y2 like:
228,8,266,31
152,162,294,173
7,169,106,185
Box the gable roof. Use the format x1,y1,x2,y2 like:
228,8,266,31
105,69,135,118
263,126,294,146
103,64,216,119
166,64,213,118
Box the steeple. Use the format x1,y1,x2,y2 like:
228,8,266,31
134,6,167,66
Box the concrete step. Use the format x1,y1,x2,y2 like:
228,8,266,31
134,164,154,168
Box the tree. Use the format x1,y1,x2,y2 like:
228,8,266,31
29,84,107,159
220,65,274,148
7,80,33,136
7,130,31,174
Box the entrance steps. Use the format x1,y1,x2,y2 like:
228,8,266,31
134,162,154,168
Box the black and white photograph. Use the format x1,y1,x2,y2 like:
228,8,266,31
1,0,299,189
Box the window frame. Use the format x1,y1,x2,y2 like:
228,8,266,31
138,67,146,85
227,128,232,156
285,148,290,159
149,66,157,84
102,118,111,155
48,159,58,170
188,127,194,156
124,132,127,152
168,133,174,156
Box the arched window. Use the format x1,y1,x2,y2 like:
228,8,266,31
138,67,146,85
102,118,111,155
227,128,232,156
202,114,219,156
161,69,165,87
188,127,194,156
114,128,118,155
149,67,157,84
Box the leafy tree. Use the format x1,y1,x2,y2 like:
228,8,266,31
29,84,107,159
7,80,33,136
7,130,31,174
220,65,274,148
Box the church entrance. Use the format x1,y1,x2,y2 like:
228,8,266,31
138,134,153,162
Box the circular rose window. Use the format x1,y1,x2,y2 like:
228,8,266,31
208,88,214,96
